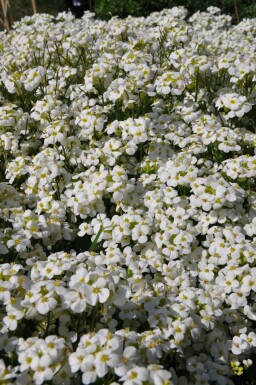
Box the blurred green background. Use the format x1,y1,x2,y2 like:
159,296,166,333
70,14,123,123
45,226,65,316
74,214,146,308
1,0,256,29
94,0,256,21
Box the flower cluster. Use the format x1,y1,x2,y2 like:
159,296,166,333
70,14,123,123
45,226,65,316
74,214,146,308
0,6,256,385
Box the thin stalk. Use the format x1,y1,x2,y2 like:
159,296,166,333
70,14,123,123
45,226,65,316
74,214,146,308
233,0,240,24
31,0,37,14
1,0,11,32
44,311,51,337
195,70,199,103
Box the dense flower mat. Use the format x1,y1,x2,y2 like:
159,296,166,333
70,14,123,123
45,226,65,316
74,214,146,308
0,6,256,385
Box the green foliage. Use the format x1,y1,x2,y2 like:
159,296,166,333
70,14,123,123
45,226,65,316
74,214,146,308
94,0,256,21
89,225,103,252
94,0,174,19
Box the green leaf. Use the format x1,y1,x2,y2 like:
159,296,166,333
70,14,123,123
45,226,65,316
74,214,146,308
89,225,104,252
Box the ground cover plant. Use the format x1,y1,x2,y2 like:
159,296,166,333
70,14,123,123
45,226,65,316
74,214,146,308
0,6,256,385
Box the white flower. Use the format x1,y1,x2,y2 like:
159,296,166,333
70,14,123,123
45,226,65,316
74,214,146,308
18,349,40,372
215,272,240,294
21,66,46,91
229,336,250,355
0,281,12,302
3,310,24,331
85,278,110,306
69,349,87,373
168,319,186,341
45,335,65,358
33,365,54,385
0,359,17,380
53,363,72,385
112,285,131,306
215,92,252,119
81,360,98,384
95,350,119,378
240,332,256,348
132,223,150,244
78,222,93,237
64,283,88,313
115,346,138,376
148,365,173,385
36,294,57,315
120,366,149,385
